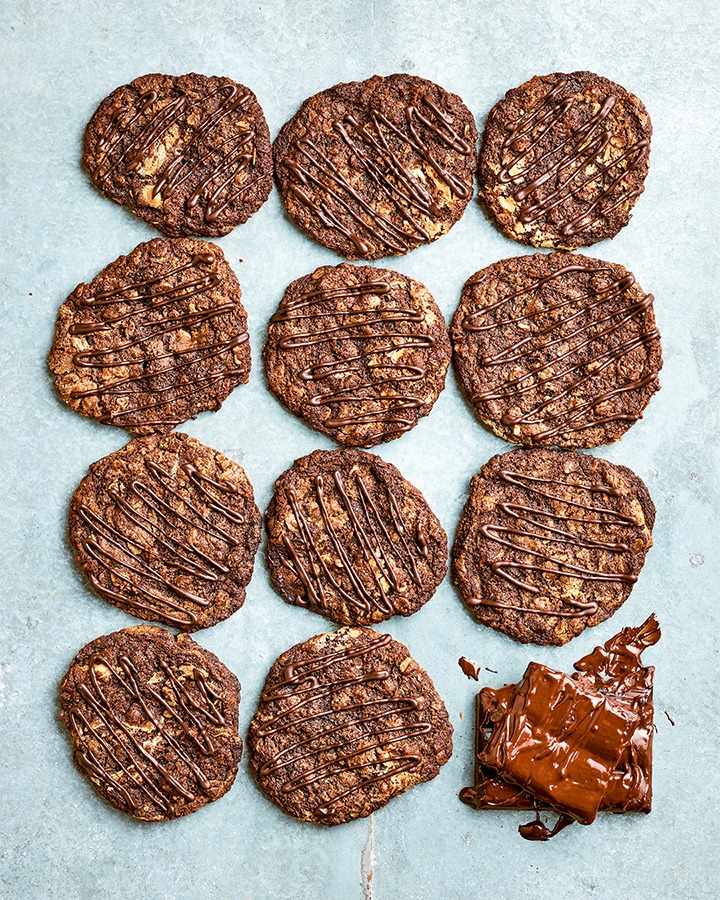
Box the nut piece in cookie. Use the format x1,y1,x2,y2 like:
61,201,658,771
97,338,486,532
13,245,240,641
451,448,655,645
274,74,477,259
83,73,273,237
248,627,452,825
265,449,447,626
264,263,451,447
59,625,243,821
478,71,652,249
451,252,662,449
49,237,251,435
68,433,261,631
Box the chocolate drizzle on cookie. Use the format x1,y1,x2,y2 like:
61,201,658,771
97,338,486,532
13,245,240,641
85,76,273,236
274,75,477,259
452,253,662,449
286,97,472,257
468,466,640,619
50,239,251,434
248,627,452,825
69,433,261,631
478,71,652,250
283,470,426,618
272,278,434,442
60,627,242,821
452,448,654,645
266,449,447,627
498,79,648,238
254,633,430,821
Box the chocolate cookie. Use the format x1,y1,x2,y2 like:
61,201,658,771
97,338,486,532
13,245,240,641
451,253,662,449
478,71,652,249
265,449,447,626
451,448,655,645
264,264,451,447
273,74,477,259
83,73,272,237
69,433,261,630
49,238,251,435
59,625,243,821
248,627,452,825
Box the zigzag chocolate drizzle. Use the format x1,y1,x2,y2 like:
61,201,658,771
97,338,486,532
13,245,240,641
467,466,644,619
76,454,246,628
255,633,432,820
93,82,264,224
285,95,472,255
68,249,248,430
272,279,435,441
462,261,660,441
497,78,649,237
69,650,227,816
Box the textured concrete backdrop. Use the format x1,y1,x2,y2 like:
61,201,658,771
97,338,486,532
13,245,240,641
1,1,718,898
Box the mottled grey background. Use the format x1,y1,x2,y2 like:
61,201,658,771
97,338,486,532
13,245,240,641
1,1,718,898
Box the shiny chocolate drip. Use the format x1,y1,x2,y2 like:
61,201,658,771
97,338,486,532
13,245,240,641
460,615,659,824
272,279,435,440
69,651,226,815
77,455,246,627
462,262,660,440
256,633,433,821
285,94,472,255
468,466,643,619
68,249,248,430
498,78,649,237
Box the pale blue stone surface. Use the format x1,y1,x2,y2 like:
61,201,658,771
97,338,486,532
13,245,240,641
1,1,718,898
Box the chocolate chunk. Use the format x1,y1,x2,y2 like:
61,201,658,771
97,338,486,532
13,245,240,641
265,449,447,626
450,252,662,449
273,74,477,260
460,615,660,820
478,71,652,249
59,625,243,821
68,432,261,631
480,662,639,824
452,448,655,645
83,73,273,237
248,627,452,825
264,263,451,447
49,238,251,435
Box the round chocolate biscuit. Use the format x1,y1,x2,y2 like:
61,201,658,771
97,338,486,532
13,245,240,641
478,71,652,249
69,433,261,631
451,448,655,646
248,627,452,825
59,625,243,821
450,253,662,449
273,74,477,260
83,73,273,237
49,238,251,435
264,264,451,447
265,449,447,626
